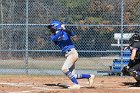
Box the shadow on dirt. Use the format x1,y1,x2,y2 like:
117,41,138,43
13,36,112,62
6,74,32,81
44,83,96,89
122,82,139,87
44,83,69,88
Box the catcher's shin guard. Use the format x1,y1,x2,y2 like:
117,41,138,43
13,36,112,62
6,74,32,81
133,71,140,81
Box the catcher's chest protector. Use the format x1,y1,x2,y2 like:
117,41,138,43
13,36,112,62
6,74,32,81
136,49,140,59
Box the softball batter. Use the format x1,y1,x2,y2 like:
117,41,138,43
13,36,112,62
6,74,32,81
47,20,95,89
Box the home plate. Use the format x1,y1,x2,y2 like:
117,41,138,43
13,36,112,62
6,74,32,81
129,87,140,89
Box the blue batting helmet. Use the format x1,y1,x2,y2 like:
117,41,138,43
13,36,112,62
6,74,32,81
48,20,62,30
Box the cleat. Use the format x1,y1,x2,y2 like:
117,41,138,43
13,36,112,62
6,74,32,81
88,74,95,87
68,84,80,89
132,71,137,77
135,81,140,87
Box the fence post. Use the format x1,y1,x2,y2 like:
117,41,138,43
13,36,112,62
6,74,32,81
25,0,29,74
120,0,124,76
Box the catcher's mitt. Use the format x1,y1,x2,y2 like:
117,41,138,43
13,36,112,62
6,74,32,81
122,66,130,76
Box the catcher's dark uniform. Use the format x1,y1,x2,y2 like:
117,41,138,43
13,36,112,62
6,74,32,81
122,33,140,86
129,41,140,86
129,41,140,70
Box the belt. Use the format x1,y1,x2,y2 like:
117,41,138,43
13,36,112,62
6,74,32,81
65,48,75,54
65,49,71,54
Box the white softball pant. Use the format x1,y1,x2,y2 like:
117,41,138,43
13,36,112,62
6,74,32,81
61,48,78,74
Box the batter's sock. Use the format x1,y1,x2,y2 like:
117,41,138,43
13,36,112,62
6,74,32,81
75,74,91,79
65,71,78,84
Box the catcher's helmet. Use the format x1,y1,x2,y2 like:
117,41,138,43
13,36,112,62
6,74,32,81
48,20,62,30
129,32,140,43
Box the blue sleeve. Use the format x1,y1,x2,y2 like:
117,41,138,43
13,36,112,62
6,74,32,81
64,30,75,36
51,31,63,41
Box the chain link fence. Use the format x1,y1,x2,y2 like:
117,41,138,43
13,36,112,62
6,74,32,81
0,0,140,75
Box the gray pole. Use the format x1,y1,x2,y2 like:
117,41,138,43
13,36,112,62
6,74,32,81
25,0,29,74
0,0,3,57
120,0,124,76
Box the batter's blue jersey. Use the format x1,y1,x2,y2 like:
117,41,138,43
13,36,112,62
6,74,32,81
50,30,75,54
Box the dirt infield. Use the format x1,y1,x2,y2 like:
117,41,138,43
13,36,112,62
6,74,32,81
0,75,140,93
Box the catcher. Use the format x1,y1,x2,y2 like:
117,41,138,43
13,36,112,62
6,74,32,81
47,20,95,89
122,31,140,87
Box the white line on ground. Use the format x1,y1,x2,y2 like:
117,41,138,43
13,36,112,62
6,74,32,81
9,90,36,93
0,82,33,87
32,86,68,90
104,87,140,90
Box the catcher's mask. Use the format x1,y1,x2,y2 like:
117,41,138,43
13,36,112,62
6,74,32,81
129,32,140,44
